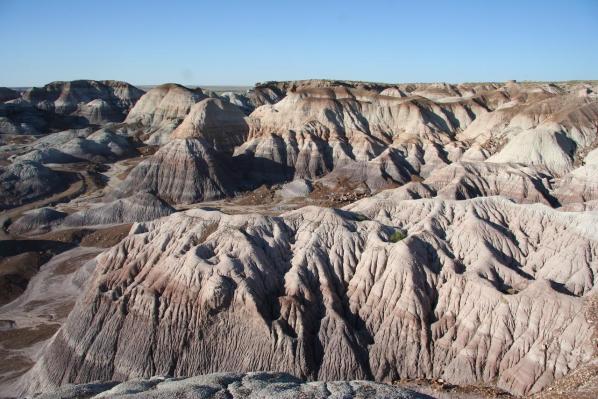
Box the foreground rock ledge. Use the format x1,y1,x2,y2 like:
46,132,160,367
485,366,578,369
30,372,427,399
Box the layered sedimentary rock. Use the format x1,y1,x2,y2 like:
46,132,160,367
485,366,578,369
63,192,174,227
553,148,598,204
22,80,144,124
113,138,236,204
236,86,486,188
249,87,486,143
32,372,424,399
27,195,597,396
171,98,249,152
0,161,69,209
423,161,557,204
234,82,598,196
9,207,67,235
220,86,283,115
125,84,206,144
0,100,52,135
5,79,598,399
0,80,143,135
16,128,136,164
463,91,598,175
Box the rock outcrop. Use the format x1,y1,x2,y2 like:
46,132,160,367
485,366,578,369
0,81,143,135
32,372,425,399
248,87,485,143
113,138,236,204
15,128,136,164
0,161,70,210
424,161,557,204
220,86,283,115
27,196,597,396
9,207,67,235
234,86,486,188
22,80,144,124
125,84,206,145
5,79,598,399
63,192,174,227
553,148,598,204
0,101,52,135
171,98,249,152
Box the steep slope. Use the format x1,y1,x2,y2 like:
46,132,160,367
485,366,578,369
112,138,236,204
171,98,249,152
125,83,206,144
27,197,597,396
235,86,487,188
249,87,486,144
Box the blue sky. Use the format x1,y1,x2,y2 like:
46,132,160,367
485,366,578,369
1,0,597,86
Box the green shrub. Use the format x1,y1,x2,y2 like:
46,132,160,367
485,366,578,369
389,230,406,243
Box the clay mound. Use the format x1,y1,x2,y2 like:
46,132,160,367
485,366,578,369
22,80,143,123
239,86,488,186
8,207,67,235
10,128,92,162
0,87,19,103
278,178,313,198
26,197,597,396
15,128,136,164
343,181,434,205
0,161,69,210
425,161,557,204
554,164,598,204
31,127,94,148
219,91,255,114
16,147,83,164
316,147,415,192
486,124,576,175
63,192,174,227
60,129,135,161
0,101,50,135
113,138,236,204
236,132,463,190
1,80,143,135
125,83,207,145
76,99,123,125
553,149,598,204
32,372,424,399
247,86,285,108
171,98,249,152
235,130,338,185
459,94,598,175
